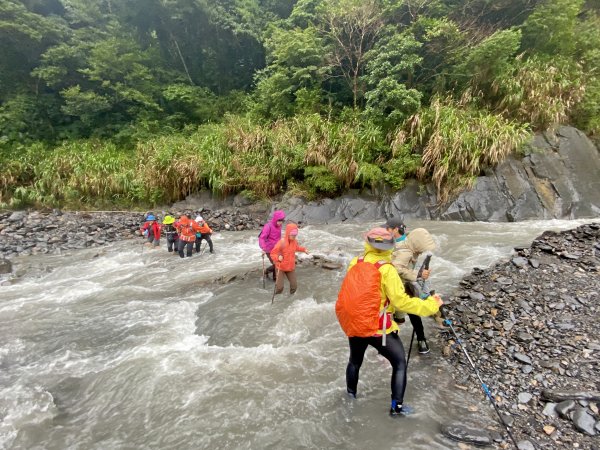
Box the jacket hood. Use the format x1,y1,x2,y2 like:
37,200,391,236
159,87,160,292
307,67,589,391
283,223,298,240
363,242,394,259
270,210,286,225
405,228,436,254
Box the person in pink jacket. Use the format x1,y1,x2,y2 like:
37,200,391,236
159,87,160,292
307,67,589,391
259,210,286,280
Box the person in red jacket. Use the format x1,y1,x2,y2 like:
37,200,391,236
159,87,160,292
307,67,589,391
140,214,161,248
270,223,309,296
176,214,202,258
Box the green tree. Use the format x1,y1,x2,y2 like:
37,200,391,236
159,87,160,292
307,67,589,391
521,0,584,56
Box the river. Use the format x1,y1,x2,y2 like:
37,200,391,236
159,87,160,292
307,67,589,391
0,219,595,449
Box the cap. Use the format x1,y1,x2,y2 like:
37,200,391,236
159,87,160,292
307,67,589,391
195,215,204,222
162,215,175,225
384,217,405,230
365,227,395,250
146,214,156,221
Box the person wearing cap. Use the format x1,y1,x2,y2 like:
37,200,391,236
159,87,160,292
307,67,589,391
339,227,443,416
270,223,308,295
162,215,178,253
385,218,436,355
140,214,161,248
259,210,286,280
176,214,203,258
194,215,214,254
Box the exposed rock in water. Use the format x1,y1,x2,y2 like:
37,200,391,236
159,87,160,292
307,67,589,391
441,423,493,446
440,223,600,449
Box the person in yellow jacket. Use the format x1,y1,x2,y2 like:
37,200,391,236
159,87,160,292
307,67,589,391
341,227,443,416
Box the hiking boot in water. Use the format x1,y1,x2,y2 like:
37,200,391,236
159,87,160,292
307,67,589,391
417,340,430,354
390,401,414,417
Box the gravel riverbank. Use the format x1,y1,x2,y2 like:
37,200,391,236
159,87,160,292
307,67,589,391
441,222,600,449
0,208,262,261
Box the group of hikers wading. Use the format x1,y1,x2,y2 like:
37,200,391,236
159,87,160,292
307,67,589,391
140,212,215,258
259,210,443,416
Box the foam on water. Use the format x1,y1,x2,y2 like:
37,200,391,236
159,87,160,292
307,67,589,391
1,219,597,449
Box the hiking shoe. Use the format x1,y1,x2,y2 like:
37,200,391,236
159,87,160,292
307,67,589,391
390,403,414,416
417,340,430,354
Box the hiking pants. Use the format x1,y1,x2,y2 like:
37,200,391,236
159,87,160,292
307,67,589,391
346,332,407,404
195,234,214,253
408,314,426,341
178,239,194,258
404,282,427,342
147,234,159,246
166,234,178,252
274,269,297,295
264,253,275,279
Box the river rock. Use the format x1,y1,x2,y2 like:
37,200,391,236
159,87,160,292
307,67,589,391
441,224,600,449
440,423,492,446
517,441,535,450
0,258,12,274
555,400,577,419
571,408,597,436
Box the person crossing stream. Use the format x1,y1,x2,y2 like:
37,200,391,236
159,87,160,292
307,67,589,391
0,218,597,449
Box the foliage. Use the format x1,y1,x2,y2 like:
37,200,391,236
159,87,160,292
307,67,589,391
492,56,585,130
1,0,599,208
395,97,530,203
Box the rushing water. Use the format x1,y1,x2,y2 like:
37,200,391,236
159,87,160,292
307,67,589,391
0,219,596,450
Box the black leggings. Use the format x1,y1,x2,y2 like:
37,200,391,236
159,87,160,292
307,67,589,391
346,332,407,403
404,282,426,341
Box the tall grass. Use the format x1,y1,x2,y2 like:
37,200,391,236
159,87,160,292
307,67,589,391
0,107,530,209
394,96,530,204
492,56,585,130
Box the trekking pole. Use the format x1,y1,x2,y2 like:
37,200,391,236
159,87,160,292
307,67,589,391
261,253,266,289
271,267,280,304
440,306,519,449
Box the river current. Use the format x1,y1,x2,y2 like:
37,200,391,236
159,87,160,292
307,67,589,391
0,219,595,449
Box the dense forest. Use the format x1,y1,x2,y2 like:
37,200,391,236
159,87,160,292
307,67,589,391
1,0,599,208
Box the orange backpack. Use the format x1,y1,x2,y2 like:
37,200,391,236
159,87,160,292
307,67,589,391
336,258,391,343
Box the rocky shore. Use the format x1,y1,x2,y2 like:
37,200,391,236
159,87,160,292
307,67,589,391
0,208,263,266
441,223,600,449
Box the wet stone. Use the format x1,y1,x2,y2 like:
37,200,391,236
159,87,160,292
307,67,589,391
518,392,533,404
517,440,535,450
513,353,532,365
556,400,577,419
0,258,12,274
440,423,492,446
512,257,528,268
542,402,558,418
522,365,533,374
572,408,597,435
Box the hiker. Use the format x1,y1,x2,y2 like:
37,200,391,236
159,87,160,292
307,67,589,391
194,215,215,254
176,214,202,258
259,210,286,280
270,223,308,295
385,218,436,354
162,215,178,253
140,214,161,248
335,227,442,416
